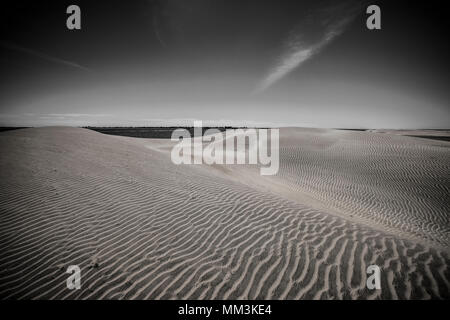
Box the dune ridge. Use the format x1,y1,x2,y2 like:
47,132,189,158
0,127,449,299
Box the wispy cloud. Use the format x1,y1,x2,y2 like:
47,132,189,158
1,42,92,72
153,10,167,47
254,1,365,94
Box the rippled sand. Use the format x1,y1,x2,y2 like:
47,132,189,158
0,127,448,299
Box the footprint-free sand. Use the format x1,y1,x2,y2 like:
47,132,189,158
0,127,448,299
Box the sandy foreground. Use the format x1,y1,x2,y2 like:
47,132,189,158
0,127,449,299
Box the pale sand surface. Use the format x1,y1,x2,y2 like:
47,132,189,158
0,127,449,299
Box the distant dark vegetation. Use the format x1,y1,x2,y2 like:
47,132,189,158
406,135,450,142
83,126,255,139
0,127,30,132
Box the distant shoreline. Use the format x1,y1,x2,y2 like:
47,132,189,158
2,126,450,142
83,126,265,139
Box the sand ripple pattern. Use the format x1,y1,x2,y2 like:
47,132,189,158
274,128,450,247
0,127,449,299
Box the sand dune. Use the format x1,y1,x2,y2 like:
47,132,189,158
0,127,449,299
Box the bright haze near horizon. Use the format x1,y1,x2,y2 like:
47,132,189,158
0,0,449,129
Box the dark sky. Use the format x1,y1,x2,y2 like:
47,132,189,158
0,0,449,128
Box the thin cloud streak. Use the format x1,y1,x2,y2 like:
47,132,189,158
254,46,315,94
254,2,363,94
1,42,92,72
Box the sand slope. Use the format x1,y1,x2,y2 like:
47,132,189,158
0,127,449,299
